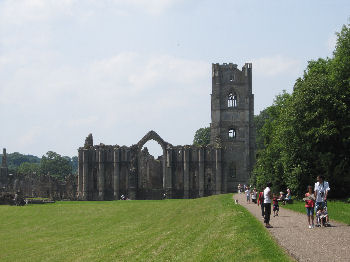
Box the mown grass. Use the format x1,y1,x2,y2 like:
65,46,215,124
0,194,292,262
282,200,350,225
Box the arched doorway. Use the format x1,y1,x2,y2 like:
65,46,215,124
136,131,170,199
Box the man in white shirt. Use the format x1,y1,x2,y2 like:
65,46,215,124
263,182,273,228
314,175,330,226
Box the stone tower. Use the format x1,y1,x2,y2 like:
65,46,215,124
210,63,255,192
0,148,9,186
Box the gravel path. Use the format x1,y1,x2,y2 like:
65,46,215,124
234,193,350,262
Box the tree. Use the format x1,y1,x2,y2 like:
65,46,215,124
40,151,72,180
252,23,350,197
251,92,291,193
193,127,210,146
18,162,40,174
71,156,78,175
0,152,40,173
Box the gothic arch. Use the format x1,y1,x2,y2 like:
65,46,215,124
137,130,171,152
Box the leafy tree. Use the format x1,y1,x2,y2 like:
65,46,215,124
251,92,291,193
0,152,40,173
253,23,350,198
254,108,271,151
18,162,41,174
40,151,72,180
193,127,210,146
71,156,78,175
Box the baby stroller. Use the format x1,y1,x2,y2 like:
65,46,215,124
316,206,329,227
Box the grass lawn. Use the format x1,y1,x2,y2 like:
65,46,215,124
0,194,292,262
282,200,350,225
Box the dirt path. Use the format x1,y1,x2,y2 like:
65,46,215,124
234,193,350,262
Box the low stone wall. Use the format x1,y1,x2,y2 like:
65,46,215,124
0,173,77,200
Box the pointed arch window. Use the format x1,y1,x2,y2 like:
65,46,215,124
228,93,237,107
229,128,236,139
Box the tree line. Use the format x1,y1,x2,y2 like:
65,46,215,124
0,151,78,180
252,24,350,198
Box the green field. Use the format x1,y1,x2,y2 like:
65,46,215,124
282,200,350,225
0,194,292,262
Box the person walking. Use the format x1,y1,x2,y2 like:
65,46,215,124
314,175,330,226
264,182,273,228
257,189,265,218
245,186,251,203
251,188,257,204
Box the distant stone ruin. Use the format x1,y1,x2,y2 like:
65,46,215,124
76,63,255,200
0,62,255,201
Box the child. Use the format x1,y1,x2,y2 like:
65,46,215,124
278,191,285,205
245,186,251,203
316,206,329,227
272,193,279,217
303,185,315,228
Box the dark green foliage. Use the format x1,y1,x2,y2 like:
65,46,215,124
251,92,291,193
71,156,78,175
193,127,210,146
253,24,350,198
41,151,72,180
18,162,41,174
254,108,272,151
1,151,78,178
0,152,40,174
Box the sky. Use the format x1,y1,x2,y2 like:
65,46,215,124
0,0,349,158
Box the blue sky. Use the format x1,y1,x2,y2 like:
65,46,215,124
0,0,349,158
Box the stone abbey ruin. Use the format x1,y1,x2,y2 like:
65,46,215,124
1,62,255,201
76,63,255,200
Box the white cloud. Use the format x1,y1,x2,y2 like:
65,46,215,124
251,55,301,76
0,51,210,156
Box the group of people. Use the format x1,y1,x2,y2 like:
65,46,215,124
304,175,330,228
238,175,331,229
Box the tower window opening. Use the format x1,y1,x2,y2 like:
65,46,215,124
228,93,237,107
229,129,236,139
229,74,234,82
229,162,236,178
